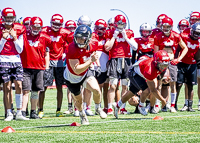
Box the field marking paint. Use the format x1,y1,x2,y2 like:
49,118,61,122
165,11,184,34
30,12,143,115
15,130,200,135
1,114,200,131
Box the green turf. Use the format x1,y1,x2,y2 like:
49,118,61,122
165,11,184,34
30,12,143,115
1,86,200,142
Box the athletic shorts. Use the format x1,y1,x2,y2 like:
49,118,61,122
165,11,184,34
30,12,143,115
168,63,177,82
95,71,108,84
128,68,148,95
22,68,44,91
0,62,23,83
177,62,197,85
43,66,64,87
107,58,131,80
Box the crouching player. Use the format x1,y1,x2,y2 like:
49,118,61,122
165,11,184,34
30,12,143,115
64,25,107,125
113,50,170,118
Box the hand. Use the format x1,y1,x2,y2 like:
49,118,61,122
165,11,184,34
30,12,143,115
170,58,179,65
96,66,101,77
9,29,17,40
113,29,119,38
90,52,98,63
121,29,127,39
2,29,10,39
162,77,171,84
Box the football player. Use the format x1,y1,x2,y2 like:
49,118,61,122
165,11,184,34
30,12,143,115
64,25,107,125
23,17,31,32
38,14,71,118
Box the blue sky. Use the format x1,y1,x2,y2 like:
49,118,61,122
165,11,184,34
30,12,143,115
1,0,199,37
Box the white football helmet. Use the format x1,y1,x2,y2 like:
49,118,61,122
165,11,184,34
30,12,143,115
139,23,152,38
77,15,92,27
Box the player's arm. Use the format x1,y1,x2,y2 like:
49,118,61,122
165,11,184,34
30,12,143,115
45,47,50,69
154,45,159,53
146,79,166,105
69,52,98,75
104,37,115,51
177,38,188,61
10,29,24,53
121,30,138,51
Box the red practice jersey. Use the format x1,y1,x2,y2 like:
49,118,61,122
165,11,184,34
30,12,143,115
42,27,71,61
105,29,134,58
21,32,52,70
150,28,162,38
135,37,154,53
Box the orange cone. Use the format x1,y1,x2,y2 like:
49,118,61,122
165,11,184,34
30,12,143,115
70,122,81,126
153,116,164,120
1,126,15,133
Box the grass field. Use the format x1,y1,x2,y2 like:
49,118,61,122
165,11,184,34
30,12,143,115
1,86,200,142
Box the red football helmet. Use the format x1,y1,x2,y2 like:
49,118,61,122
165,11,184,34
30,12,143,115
30,17,43,35
23,17,31,31
65,20,77,32
94,19,107,36
177,19,190,33
189,11,200,25
154,50,170,72
1,7,16,25
50,14,64,31
161,17,173,35
114,15,126,31
156,14,168,27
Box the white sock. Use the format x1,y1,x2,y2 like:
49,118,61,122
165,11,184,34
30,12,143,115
117,100,123,107
139,102,145,107
7,109,12,114
121,103,126,109
155,99,160,106
171,93,177,104
15,94,23,109
198,99,200,105
95,103,100,110
185,99,189,106
83,102,87,110
108,103,112,109
17,110,22,114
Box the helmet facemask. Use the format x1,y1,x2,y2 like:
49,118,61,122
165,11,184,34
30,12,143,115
30,24,42,36
161,24,172,35
95,25,106,36
115,20,126,32
155,61,169,72
51,21,62,31
74,34,90,48
2,16,16,26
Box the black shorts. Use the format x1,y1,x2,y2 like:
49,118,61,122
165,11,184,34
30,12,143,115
22,68,44,91
95,71,108,84
0,62,23,83
128,68,148,94
107,58,131,79
43,66,64,87
177,62,197,85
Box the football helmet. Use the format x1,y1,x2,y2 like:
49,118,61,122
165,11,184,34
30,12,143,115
65,20,77,32
154,50,170,72
94,19,107,36
156,14,168,28
1,7,16,25
74,25,92,48
23,17,31,31
107,17,115,30
189,11,200,25
30,17,43,35
139,23,152,38
77,15,92,27
177,19,189,33
50,14,64,31
190,22,200,40
114,15,126,31
161,17,173,35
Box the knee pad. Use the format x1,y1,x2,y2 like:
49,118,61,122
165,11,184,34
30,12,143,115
109,77,118,85
31,91,39,99
121,78,129,86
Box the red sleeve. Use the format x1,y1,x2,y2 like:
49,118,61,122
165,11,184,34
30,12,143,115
105,29,113,41
67,43,80,59
154,34,159,46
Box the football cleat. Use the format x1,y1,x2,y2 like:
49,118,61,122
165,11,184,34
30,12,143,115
30,111,41,119
74,110,80,117
56,111,64,117
79,111,89,125
138,106,148,116
180,104,188,112
107,108,113,115
170,107,177,113
63,108,73,114
112,102,119,119
85,109,94,116
16,112,30,120
198,105,200,111
4,112,13,121
38,111,44,118
95,108,107,119
120,108,130,114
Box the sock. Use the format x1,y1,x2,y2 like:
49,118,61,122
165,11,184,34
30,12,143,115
150,106,154,111
108,103,112,109
7,109,12,114
68,103,72,108
11,103,14,110
86,105,91,110
95,103,100,110
83,102,87,110
57,108,61,111
155,99,160,107
117,100,123,108
171,93,177,107
185,99,189,106
198,99,200,106
121,103,126,109
39,108,43,112
31,110,35,113
139,102,145,107
15,94,22,109
17,110,21,114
